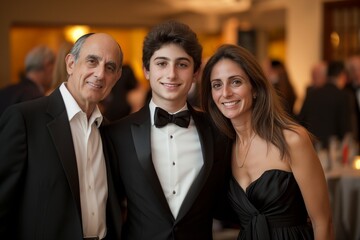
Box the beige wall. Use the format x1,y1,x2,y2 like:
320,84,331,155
286,0,323,113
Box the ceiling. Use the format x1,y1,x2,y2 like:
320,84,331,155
107,0,286,33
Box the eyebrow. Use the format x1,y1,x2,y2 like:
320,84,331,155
86,54,101,61
210,75,247,82
86,54,118,69
153,56,191,62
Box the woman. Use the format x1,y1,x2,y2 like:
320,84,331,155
200,44,333,240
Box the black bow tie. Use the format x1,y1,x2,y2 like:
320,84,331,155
154,107,191,128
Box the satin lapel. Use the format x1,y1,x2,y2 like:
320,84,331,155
176,105,214,221
46,89,82,220
131,107,173,218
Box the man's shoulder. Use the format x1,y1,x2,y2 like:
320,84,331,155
106,107,149,129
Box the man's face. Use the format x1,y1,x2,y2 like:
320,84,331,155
65,33,122,112
144,43,197,111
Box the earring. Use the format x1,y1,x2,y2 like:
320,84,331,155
253,95,257,99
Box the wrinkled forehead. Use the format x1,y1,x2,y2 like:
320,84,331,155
80,34,122,66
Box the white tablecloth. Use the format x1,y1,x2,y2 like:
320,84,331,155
326,167,360,240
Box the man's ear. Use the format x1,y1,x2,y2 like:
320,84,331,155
65,54,75,75
117,67,123,80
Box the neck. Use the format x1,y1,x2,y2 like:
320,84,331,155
151,98,187,113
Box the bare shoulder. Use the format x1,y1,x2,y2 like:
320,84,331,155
283,125,312,150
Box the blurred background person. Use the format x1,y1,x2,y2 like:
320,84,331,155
298,60,354,149
264,59,297,117
100,64,140,122
50,41,73,93
0,45,55,116
345,54,360,143
309,61,328,91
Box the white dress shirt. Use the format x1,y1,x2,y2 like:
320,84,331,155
60,83,108,238
149,100,204,218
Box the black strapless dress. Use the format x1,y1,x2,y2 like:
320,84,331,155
229,169,314,240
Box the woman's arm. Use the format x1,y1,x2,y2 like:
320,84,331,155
286,126,334,240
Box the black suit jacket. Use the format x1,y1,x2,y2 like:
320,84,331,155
298,83,353,148
105,104,231,240
0,88,122,240
0,77,44,116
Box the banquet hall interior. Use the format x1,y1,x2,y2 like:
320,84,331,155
1,0,360,239
1,0,359,114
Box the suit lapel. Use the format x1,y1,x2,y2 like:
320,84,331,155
176,105,214,221
131,107,174,219
46,89,82,220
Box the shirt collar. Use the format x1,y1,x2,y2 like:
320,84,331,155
59,83,103,127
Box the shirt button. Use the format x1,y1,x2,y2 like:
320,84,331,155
172,162,175,166
170,135,173,139
173,190,176,195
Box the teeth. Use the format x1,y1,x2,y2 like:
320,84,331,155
88,82,102,89
163,83,180,87
223,101,238,106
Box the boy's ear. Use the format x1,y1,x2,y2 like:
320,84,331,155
143,66,150,80
193,70,200,83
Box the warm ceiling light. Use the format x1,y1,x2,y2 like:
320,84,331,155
64,25,90,43
166,0,251,14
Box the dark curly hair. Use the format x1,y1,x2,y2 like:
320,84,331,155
142,20,202,73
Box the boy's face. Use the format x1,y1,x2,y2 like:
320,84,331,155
144,43,198,111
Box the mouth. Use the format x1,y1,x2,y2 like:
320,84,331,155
222,100,240,107
161,82,181,88
86,81,103,89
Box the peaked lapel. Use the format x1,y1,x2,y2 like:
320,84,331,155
176,104,214,221
45,89,82,220
131,106,174,219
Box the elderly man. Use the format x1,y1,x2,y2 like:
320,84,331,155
0,33,123,240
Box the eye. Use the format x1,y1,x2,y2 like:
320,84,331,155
177,62,189,68
211,81,222,89
156,61,167,67
86,57,98,67
106,64,116,73
231,79,242,86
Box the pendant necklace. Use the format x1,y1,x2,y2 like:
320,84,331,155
235,133,256,168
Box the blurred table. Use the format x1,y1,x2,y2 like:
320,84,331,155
326,167,360,240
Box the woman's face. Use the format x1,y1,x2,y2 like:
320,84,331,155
210,58,255,121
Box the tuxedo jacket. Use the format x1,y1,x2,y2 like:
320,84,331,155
0,88,122,240
105,104,232,240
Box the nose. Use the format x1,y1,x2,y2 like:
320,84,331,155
166,64,176,80
94,65,105,80
222,85,232,97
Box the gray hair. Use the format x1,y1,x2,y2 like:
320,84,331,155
69,32,95,62
69,32,123,70
25,45,55,73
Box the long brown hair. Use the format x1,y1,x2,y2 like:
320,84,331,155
200,44,301,159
